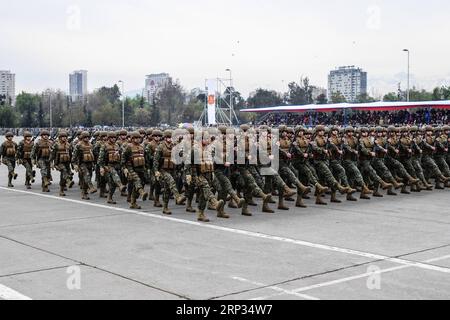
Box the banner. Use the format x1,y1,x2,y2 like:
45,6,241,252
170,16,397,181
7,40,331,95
206,79,216,125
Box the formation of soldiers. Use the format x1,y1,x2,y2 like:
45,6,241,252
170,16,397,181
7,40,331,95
1,124,449,223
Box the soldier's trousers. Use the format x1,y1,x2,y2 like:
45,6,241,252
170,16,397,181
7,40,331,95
342,159,365,187
37,158,51,183
371,158,396,183
411,156,427,182
421,155,443,179
292,161,319,186
160,170,180,204
248,165,265,190
260,166,286,194
79,162,94,191
279,164,303,191
399,158,418,179
313,160,339,190
237,166,265,201
214,169,237,202
330,160,349,186
434,155,450,177
22,159,34,182
107,165,123,196
385,156,411,181
360,160,383,187
1,157,16,176
56,163,72,187
198,174,217,211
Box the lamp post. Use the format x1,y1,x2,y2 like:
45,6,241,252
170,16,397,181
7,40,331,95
403,49,410,101
226,69,232,125
118,80,125,128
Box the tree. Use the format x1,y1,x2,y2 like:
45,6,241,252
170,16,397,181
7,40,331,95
356,93,376,103
383,92,400,102
247,89,283,108
156,79,185,125
285,78,313,105
0,105,18,127
316,93,328,105
330,91,347,104
15,92,40,127
97,85,121,104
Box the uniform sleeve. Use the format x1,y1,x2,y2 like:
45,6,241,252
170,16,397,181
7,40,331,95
153,146,162,171
98,145,106,167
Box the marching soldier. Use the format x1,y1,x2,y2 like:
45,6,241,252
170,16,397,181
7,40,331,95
50,130,74,196
93,131,108,198
31,130,53,192
72,131,97,199
146,129,163,207
434,127,450,188
121,132,149,209
0,132,18,187
419,126,448,189
98,132,127,204
16,131,36,189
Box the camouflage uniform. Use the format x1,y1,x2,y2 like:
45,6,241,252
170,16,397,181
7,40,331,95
31,131,53,192
434,130,450,178
72,132,97,199
93,132,108,198
145,130,163,207
50,131,73,196
16,132,35,188
0,132,18,187
420,126,448,187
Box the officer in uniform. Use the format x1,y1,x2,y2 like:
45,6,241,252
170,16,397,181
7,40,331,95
72,131,97,199
16,131,36,189
50,130,74,196
0,132,18,187
153,130,186,215
31,130,53,192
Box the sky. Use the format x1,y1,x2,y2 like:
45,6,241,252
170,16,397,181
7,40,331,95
1,0,450,98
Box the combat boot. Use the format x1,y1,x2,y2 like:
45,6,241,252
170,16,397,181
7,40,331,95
446,180,450,188
297,182,311,196
88,183,97,194
391,179,404,189
407,175,420,185
401,185,411,194
373,187,384,197
154,194,163,207
139,189,148,201
283,184,297,201
7,174,14,188
278,195,289,210
99,188,107,198
315,183,329,195
59,186,66,197
362,184,373,195
186,198,196,213
348,192,358,201
163,204,172,215
262,194,275,213
387,188,398,196
25,178,31,190
12,172,18,180
130,196,141,210
380,180,393,190
359,190,370,200
247,197,258,207
228,198,238,208
435,181,445,190
118,183,127,194
232,194,245,208
81,191,90,200
336,183,348,195
148,186,155,201
107,194,117,205
197,210,210,222
410,183,419,193
241,201,252,216
330,191,341,203
216,200,229,219
295,192,307,208
175,194,186,205
315,193,327,205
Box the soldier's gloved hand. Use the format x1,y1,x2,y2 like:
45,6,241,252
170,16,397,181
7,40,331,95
186,175,192,186
155,171,161,181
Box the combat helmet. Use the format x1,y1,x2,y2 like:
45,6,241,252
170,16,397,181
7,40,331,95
5,132,14,138
58,130,68,138
23,131,32,138
40,130,50,136
163,130,172,138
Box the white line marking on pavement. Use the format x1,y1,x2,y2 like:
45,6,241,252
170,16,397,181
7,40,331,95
2,187,450,275
0,284,32,300
231,276,319,300
250,254,450,300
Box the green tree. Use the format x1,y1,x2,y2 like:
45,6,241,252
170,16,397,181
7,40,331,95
15,92,40,127
330,91,347,104
316,93,328,104
247,89,283,108
0,105,18,127
156,79,185,125
356,93,376,103
97,85,121,104
383,92,401,102
285,78,313,105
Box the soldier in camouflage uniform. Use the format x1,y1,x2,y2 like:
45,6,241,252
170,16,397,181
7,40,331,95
409,126,433,190
398,127,426,192
0,132,18,187
434,127,450,188
50,130,74,196
145,129,163,207
384,126,420,194
93,131,108,198
420,125,449,189
31,130,53,192
328,126,360,201
153,130,186,215
121,132,149,209
184,130,226,222
310,125,353,203
444,126,450,168
358,127,394,197
290,126,329,205
278,126,311,209
72,131,97,199
98,132,127,204
341,127,373,199
16,131,36,189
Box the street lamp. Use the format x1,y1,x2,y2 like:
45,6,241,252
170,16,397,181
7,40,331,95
225,69,232,125
118,80,125,128
403,49,410,102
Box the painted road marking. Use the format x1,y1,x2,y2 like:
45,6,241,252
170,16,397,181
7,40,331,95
1,187,450,275
0,284,32,300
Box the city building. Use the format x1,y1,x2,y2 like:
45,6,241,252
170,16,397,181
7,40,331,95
0,70,16,106
144,73,171,103
328,66,367,102
69,70,88,102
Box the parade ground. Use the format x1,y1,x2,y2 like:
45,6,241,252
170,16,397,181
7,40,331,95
0,136,449,300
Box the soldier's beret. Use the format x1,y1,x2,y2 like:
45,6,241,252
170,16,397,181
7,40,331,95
58,130,68,138
40,130,50,136
330,126,339,132
23,131,32,138
163,130,172,138
5,132,14,138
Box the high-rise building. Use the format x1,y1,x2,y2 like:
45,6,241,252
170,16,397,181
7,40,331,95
69,70,88,102
328,66,367,102
144,73,171,103
0,70,16,106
